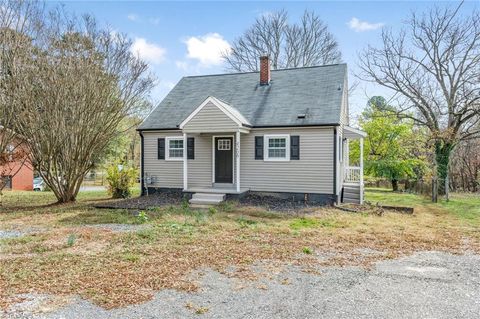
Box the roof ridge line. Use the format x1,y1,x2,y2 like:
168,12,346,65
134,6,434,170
183,63,347,79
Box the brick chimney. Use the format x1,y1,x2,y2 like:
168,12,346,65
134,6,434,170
259,55,270,85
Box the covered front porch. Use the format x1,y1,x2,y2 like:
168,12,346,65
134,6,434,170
178,96,251,203
342,126,367,204
181,130,250,195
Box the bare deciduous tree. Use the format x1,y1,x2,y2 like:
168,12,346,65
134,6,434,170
223,10,341,72
5,2,154,203
0,0,39,197
358,4,480,195
450,139,480,192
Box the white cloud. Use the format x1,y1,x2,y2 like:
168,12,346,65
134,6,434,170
149,17,160,25
175,60,189,71
348,17,384,32
130,38,166,65
127,14,138,22
183,33,231,67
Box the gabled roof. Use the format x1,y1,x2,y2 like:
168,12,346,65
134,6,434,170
179,96,251,129
139,63,347,130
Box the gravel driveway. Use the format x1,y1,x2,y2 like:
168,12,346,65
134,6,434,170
4,251,480,319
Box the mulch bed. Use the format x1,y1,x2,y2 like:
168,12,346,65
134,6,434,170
239,193,326,212
93,191,184,210
94,192,326,212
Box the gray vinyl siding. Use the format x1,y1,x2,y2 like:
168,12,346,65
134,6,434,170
183,102,239,133
143,127,334,194
189,133,237,187
188,134,212,188
241,127,334,194
142,131,230,189
143,131,183,188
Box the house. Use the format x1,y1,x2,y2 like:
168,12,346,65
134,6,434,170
0,132,33,191
137,56,366,205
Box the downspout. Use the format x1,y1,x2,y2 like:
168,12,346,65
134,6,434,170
139,130,145,196
333,127,337,204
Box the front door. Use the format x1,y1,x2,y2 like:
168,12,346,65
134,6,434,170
215,137,233,183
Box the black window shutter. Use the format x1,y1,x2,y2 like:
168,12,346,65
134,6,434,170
187,137,195,159
255,136,264,160
290,136,300,160
158,138,165,159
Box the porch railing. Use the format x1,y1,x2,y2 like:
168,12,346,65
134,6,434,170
344,166,361,184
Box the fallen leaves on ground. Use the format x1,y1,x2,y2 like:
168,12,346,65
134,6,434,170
1,201,479,310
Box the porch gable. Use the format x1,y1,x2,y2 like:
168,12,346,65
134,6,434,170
179,96,251,133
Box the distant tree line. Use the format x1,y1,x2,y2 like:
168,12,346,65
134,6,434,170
358,3,480,197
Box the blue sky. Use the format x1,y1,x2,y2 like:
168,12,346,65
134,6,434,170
51,1,477,120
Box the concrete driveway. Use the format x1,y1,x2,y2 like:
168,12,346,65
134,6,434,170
4,251,480,319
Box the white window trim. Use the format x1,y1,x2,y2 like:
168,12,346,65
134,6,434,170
165,136,184,161
211,135,235,184
217,139,231,150
264,134,290,162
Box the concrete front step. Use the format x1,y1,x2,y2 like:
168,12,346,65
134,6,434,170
189,192,226,206
190,203,217,209
192,193,225,201
189,198,223,205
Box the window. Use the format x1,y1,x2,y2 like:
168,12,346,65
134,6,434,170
1,176,12,189
217,139,231,150
166,137,184,160
264,135,290,161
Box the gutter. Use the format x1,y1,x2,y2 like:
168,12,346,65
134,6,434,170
333,127,337,201
137,123,341,132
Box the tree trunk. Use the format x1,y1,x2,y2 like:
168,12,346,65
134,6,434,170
392,179,399,192
46,175,84,204
435,141,454,196
432,178,438,203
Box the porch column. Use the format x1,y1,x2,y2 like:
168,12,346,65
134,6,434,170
359,137,364,204
236,130,240,192
183,132,188,190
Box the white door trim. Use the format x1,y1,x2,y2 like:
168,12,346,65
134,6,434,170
212,135,235,185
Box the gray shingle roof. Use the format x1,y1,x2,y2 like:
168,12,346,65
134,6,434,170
138,63,347,130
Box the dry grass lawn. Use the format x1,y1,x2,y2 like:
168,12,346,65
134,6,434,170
1,188,479,309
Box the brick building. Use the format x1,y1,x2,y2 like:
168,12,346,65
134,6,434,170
1,130,33,191
1,161,33,191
